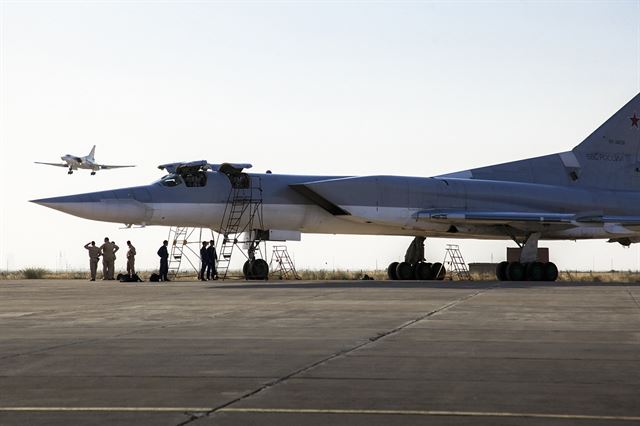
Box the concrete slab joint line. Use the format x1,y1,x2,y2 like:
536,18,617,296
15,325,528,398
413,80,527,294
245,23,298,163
176,288,488,426
627,288,640,312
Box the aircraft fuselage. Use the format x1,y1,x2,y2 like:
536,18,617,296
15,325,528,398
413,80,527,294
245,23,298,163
31,170,640,242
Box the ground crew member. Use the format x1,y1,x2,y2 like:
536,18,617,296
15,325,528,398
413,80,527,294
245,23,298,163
126,240,136,278
157,240,170,282
84,241,102,281
100,237,119,280
206,239,218,280
199,241,209,281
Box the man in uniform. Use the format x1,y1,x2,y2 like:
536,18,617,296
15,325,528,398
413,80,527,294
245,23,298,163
126,240,136,279
84,241,102,281
199,241,209,281
206,239,218,280
157,240,170,282
100,237,119,280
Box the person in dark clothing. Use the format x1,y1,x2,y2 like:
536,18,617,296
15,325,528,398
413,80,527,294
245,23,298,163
157,240,170,282
199,241,209,281
206,239,218,280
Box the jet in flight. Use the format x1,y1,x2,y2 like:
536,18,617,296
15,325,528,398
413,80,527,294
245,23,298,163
32,93,640,281
35,145,135,175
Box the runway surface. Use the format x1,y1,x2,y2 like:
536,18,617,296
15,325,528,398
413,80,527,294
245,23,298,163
1,279,639,425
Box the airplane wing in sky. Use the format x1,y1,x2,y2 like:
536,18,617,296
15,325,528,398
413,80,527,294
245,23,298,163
34,162,68,168
98,164,136,170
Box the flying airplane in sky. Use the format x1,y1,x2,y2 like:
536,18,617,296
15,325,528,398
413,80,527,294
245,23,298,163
35,145,135,175
32,93,640,281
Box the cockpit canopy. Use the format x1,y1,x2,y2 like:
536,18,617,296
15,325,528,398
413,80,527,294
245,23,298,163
156,161,253,188
159,174,183,187
159,171,206,188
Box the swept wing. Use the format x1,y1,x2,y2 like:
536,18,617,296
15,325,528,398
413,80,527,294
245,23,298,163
34,161,69,168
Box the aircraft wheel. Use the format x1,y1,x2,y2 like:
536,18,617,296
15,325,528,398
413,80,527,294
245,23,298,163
431,262,446,280
67,170,73,175
543,262,559,282
91,171,96,176
496,261,509,281
242,260,252,279
396,262,413,280
506,261,525,281
526,262,545,281
387,262,399,280
251,259,269,280
414,262,433,280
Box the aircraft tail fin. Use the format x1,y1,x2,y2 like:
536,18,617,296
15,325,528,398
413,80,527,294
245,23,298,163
88,145,96,160
572,93,640,190
571,93,640,189
441,92,640,190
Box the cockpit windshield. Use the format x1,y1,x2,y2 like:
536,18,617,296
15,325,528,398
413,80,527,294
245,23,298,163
159,174,183,187
158,171,207,188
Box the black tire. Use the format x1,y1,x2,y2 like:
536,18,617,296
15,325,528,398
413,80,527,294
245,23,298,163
251,259,269,280
396,262,413,280
387,262,399,280
506,261,525,281
242,260,252,279
431,262,446,280
526,262,545,281
414,262,433,280
543,262,559,282
496,261,509,281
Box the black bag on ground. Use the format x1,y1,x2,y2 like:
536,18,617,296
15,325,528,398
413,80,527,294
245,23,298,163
149,273,160,282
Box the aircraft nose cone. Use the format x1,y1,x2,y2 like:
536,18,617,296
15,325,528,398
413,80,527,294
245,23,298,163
31,193,97,212
31,189,151,224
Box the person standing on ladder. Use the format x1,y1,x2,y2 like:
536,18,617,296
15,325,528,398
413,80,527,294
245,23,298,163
199,241,209,281
206,239,218,280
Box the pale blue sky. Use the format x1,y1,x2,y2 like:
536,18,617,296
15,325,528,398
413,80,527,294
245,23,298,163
1,1,639,272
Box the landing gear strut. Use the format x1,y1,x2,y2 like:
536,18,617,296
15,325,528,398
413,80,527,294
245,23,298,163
387,237,446,281
496,233,558,281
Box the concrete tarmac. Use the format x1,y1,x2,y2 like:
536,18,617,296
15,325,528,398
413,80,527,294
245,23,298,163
1,279,639,425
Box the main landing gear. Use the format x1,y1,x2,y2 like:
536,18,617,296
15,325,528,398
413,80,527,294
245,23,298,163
495,260,558,282
497,232,558,282
387,237,446,281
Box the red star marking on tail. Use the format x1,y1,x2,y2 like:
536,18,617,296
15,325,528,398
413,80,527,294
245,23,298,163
632,113,639,128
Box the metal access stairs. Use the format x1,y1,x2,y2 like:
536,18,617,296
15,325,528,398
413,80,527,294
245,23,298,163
270,245,300,280
442,244,472,281
216,180,264,279
166,227,214,278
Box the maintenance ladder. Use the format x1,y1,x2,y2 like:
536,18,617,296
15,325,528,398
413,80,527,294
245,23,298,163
270,245,300,280
166,227,214,278
216,178,263,279
443,244,472,281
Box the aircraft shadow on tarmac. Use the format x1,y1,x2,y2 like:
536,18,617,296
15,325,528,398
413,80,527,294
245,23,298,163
211,281,640,290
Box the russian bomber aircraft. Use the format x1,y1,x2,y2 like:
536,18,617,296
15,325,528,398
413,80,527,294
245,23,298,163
35,145,135,175
32,93,640,281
